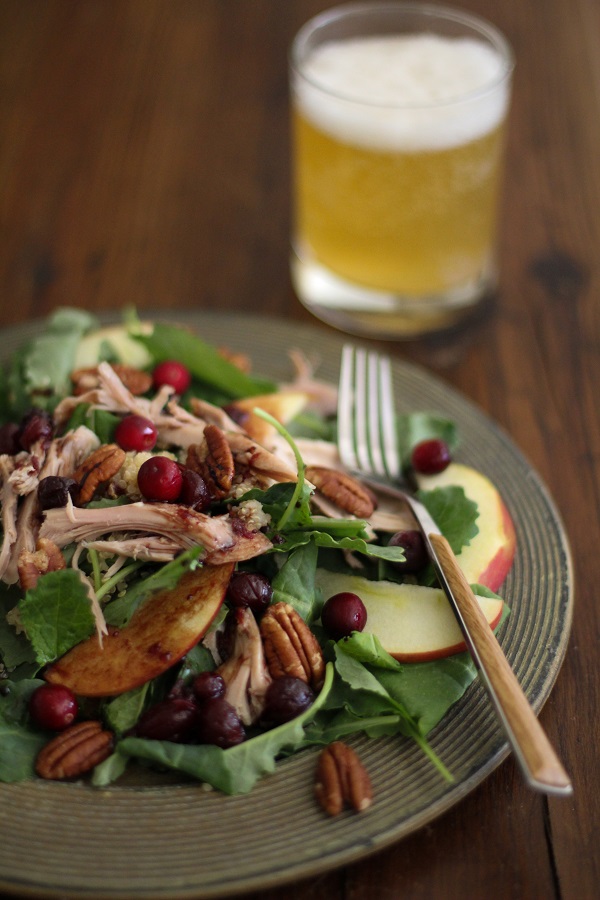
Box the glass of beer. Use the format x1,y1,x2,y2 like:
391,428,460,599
290,3,514,339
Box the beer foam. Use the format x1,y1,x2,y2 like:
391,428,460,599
295,35,510,151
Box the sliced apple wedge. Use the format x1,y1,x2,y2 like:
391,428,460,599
417,463,516,593
74,323,153,370
45,563,233,697
228,391,309,445
316,570,503,662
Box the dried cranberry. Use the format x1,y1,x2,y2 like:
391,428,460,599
133,698,200,743
264,677,315,724
388,529,428,573
17,409,53,451
196,697,245,748
115,415,158,452
152,361,191,395
0,422,19,455
29,683,78,731
178,467,211,511
411,438,451,475
192,672,226,703
226,572,272,614
38,475,78,510
137,456,183,502
321,592,368,641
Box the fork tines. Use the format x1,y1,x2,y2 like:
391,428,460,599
338,345,400,481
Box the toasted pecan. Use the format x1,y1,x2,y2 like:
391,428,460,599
71,365,152,396
259,602,325,690
17,538,65,590
315,741,373,816
35,720,114,780
186,425,234,499
72,444,126,504
306,466,375,519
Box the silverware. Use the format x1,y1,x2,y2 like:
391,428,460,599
337,344,572,796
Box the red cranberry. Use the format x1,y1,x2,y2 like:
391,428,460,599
17,409,54,451
133,698,200,743
29,683,78,731
226,572,273,614
137,456,183,501
321,592,368,641
264,676,314,724
411,438,451,475
115,415,158,452
153,361,191,395
196,697,245,748
192,672,226,703
178,467,211,511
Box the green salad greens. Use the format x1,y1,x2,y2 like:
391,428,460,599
0,309,507,794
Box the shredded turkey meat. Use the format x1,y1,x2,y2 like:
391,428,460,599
216,607,272,725
39,498,272,564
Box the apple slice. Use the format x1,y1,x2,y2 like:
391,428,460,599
74,323,153,370
45,563,233,697
228,391,309,445
417,463,516,593
316,570,503,662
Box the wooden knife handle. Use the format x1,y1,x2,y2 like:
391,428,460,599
428,532,572,795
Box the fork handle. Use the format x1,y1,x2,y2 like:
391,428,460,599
428,533,572,795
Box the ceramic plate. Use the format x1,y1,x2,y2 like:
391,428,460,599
0,312,573,899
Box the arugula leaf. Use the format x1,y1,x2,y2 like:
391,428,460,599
65,405,120,443
132,323,275,399
271,542,320,622
0,584,36,670
0,679,48,782
418,485,479,554
18,570,96,665
23,309,98,401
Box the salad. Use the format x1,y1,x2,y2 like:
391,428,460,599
0,309,512,802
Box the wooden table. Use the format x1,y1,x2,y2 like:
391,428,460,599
0,2,598,898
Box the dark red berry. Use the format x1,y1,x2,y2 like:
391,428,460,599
17,409,54,451
411,438,451,475
321,592,368,641
38,475,78,510
153,360,191,395
226,572,273,614
264,676,314,724
133,698,200,743
137,456,183,501
388,529,428,573
29,683,78,731
115,415,158,452
196,697,245,748
178,467,211,511
222,404,250,428
192,672,226,703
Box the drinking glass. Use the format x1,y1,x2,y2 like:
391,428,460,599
290,3,514,338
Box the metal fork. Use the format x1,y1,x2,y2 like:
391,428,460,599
338,344,572,796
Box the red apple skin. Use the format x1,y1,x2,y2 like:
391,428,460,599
476,499,517,593
45,563,233,697
417,463,517,593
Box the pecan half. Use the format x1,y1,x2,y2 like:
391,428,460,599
17,538,65,590
71,365,152,396
315,741,373,816
35,720,114,780
186,425,234,499
260,602,325,690
306,466,375,519
72,444,126,504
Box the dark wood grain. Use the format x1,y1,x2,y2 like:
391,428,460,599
0,1,598,898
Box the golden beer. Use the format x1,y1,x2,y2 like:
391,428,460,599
294,112,506,296
290,12,513,338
